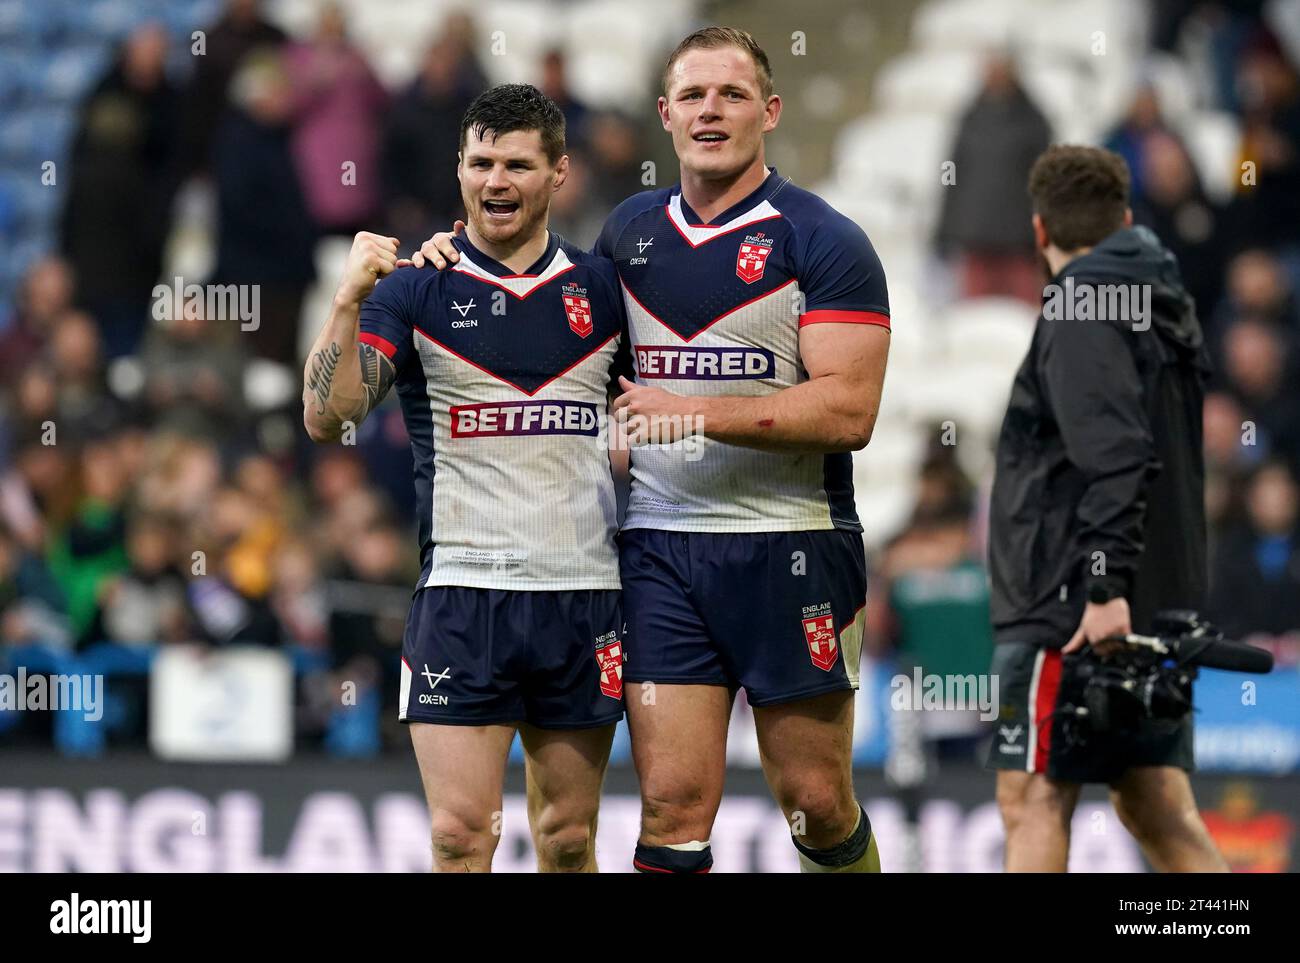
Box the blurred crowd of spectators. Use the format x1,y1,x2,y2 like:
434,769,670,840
44,0,644,364
1,0,1298,758
883,2,1300,734
0,0,646,753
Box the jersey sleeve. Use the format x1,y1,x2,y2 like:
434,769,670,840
610,331,634,391
591,189,664,260
795,212,891,329
358,267,416,368
590,256,634,390
592,210,619,260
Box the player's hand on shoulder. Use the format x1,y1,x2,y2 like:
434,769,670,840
337,232,410,306
411,220,466,270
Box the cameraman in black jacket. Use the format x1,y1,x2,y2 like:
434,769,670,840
986,146,1227,872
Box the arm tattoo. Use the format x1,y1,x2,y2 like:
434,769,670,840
306,341,343,415
359,342,396,415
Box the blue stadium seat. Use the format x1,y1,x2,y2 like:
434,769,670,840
0,0,22,41
0,177,16,232
0,0,63,45
15,176,59,231
165,0,222,36
80,0,141,44
0,53,22,108
8,234,55,285
37,46,110,104
0,111,38,159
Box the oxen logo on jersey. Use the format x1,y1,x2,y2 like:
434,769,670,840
801,602,838,671
449,298,477,328
561,283,593,338
595,630,623,699
736,232,774,284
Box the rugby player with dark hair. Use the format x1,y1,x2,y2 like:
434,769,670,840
304,83,630,872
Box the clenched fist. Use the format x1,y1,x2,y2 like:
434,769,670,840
335,232,412,306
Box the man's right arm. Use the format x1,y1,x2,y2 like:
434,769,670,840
303,232,405,443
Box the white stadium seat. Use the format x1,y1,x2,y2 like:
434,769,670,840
1179,110,1243,204
1141,52,1200,126
830,111,954,225
563,0,663,107
852,474,918,550
1015,0,1149,64
1016,56,1089,140
475,0,563,84
941,297,1037,367
911,0,1031,53
873,48,984,117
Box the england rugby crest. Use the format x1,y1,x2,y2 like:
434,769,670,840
562,282,593,338
595,633,623,699
736,232,774,284
801,613,839,671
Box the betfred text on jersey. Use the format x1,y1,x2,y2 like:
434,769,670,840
450,400,601,438
635,345,775,380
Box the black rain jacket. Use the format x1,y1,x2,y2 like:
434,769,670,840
988,226,1211,647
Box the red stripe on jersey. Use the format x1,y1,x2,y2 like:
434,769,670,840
414,327,617,397
666,205,784,248
1032,649,1063,774
799,309,891,329
359,331,399,358
622,278,797,343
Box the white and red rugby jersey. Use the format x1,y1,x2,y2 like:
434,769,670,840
360,232,628,590
594,169,890,533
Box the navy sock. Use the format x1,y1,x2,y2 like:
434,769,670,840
633,842,713,873
792,806,873,868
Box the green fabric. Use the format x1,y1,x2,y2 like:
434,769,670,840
889,558,994,679
45,501,129,638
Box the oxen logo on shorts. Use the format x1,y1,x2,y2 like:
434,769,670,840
801,612,839,671
595,631,623,699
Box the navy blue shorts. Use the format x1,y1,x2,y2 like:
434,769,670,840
619,529,867,706
399,586,625,729
985,642,1194,782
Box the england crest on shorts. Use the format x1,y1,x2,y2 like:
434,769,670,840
736,232,774,284
801,611,839,671
562,282,593,338
594,630,623,699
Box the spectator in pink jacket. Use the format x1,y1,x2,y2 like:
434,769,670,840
284,4,389,236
